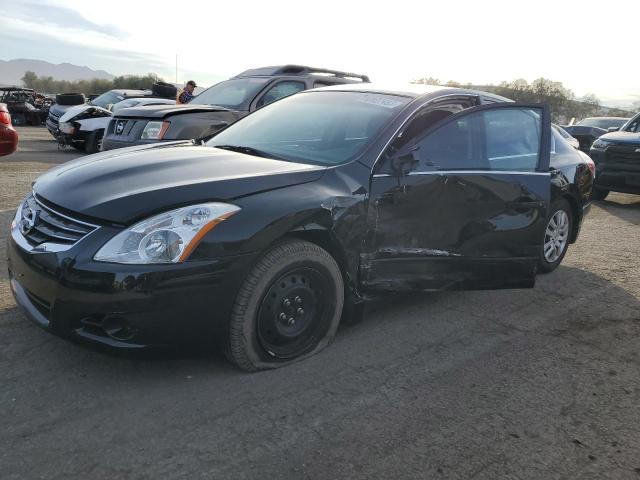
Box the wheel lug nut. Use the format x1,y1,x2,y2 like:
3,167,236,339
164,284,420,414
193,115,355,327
288,317,295,325
283,299,291,308
297,308,305,316
295,296,302,305
279,313,287,321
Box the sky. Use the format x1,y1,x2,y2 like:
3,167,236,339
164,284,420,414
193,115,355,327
1,0,639,107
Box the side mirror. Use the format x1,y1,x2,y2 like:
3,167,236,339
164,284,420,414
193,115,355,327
607,126,619,133
390,146,420,175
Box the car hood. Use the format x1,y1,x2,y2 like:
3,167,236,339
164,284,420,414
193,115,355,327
114,103,232,119
33,143,326,224
598,131,640,144
49,103,78,118
59,104,111,122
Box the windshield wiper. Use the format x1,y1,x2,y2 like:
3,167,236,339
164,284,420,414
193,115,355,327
214,144,285,160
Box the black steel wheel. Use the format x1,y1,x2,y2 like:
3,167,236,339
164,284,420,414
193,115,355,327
227,239,344,371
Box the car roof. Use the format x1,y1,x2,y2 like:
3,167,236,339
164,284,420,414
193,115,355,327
580,116,630,121
234,65,369,83
0,87,36,93
306,82,512,103
109,89,151,96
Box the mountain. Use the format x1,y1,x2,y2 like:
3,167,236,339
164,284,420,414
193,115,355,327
0,59,115,86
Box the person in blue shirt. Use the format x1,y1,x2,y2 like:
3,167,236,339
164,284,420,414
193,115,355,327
177,80,197,104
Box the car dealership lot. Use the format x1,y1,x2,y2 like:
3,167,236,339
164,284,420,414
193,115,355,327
1,127,640,479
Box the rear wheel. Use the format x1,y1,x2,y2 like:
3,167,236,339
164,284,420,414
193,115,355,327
227,239,344,371
538,199,573,274
592,187,609,201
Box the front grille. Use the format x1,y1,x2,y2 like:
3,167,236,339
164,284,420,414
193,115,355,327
110,119,136,136
19,194,97,247
112,119,128,135
606,145,640,163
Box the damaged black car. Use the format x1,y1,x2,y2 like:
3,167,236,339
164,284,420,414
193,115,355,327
8,84,594,371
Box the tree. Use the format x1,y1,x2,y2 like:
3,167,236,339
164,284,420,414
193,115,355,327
412,77,441,86
21,71,38,89
19,71,165,95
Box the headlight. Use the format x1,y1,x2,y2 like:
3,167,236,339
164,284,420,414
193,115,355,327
94,203,240,264
591,138,612,150
59,122,76,134
141,121,170,140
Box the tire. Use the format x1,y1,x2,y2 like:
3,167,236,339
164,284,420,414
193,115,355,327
227,239,344,371
55,93,85,106
592,187,609,201
152,81,177,99
84,130,104,154
538,199,573,274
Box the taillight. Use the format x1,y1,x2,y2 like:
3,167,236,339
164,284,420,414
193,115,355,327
585,158,596,178
0,111,11,126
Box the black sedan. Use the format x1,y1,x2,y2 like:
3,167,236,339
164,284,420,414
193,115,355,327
7,84,594,371
589,112,640,200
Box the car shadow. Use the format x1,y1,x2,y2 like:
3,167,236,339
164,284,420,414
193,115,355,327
595,193,640,225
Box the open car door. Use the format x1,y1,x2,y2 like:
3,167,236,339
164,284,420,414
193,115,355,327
364,102,551,291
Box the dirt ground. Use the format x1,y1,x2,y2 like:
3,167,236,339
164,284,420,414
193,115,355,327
1,126,639,479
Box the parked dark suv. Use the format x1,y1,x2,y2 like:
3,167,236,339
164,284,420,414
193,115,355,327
101,65,370,151
589,112,640,199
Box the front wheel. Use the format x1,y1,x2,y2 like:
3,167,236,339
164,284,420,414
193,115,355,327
85,130,104,154
227,239,344,371
538,199,573,274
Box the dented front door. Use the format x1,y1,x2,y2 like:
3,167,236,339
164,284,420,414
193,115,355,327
361,103,552,292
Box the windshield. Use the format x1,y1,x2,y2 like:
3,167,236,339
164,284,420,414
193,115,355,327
577,117,629,129
89,91,126,109
207,91,411,166
189,78,271,109
113,99,141,112
621,113,640,133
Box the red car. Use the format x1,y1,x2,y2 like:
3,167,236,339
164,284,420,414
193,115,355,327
0,103,19,156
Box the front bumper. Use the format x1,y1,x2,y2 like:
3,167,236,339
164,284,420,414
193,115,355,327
590,148,640,194
102,136,165,151
46,117,59,137
7,222,255,349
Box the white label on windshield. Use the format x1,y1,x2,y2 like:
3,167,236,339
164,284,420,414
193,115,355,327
357,94,405,109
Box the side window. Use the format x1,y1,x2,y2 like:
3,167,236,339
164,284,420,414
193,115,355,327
415,114,479,170
256,81,305,108
484,109,540,171
394,107,542,172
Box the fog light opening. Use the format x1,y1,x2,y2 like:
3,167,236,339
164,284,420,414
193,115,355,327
102,315,137,341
